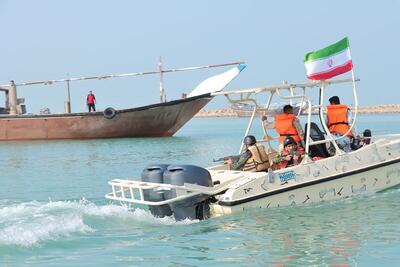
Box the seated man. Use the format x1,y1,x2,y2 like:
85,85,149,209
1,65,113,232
326,96,354,152
278,137,305,169
225,135,270,172
274,104,305,150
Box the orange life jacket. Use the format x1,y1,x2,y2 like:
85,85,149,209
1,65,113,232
326,104,353,137
274,113,301,143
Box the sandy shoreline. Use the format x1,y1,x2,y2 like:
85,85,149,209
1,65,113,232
195,104,400,117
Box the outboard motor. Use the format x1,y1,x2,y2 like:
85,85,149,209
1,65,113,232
163,165,213,221
141,164,173,218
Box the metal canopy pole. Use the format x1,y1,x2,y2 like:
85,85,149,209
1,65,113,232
213,77,358,97
239,99,258,154
318,82,342,155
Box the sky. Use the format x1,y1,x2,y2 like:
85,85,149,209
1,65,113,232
1,0,399,113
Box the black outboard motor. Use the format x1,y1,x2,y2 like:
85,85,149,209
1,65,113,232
141,164,173,218
163,165,213,221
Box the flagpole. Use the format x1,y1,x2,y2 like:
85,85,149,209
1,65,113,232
347,47,358,136
319,81,342,155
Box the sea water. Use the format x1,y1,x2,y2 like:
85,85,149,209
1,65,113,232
0,114,399,266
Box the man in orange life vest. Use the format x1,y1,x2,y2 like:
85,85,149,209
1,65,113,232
225,135,270,172
86,91,96,112
274,105,305,150
326,96,353,152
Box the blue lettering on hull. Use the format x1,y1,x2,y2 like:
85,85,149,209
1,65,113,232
278,171,297,183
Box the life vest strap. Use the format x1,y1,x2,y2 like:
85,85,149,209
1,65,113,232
328,121,348,127
279,134,296,136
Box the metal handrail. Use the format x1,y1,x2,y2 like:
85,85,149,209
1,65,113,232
105,174,245,205
213,77,359,97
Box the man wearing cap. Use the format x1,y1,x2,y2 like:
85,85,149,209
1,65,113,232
326,96,353,152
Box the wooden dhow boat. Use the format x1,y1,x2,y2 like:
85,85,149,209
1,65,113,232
0,61,245,140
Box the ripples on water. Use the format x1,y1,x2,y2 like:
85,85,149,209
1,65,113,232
0,115,399,266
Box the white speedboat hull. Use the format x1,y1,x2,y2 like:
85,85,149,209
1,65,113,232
210,138,400,216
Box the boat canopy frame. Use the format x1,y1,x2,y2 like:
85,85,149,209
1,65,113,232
212,73,360,159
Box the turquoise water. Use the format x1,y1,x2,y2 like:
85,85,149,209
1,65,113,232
0,114,399,266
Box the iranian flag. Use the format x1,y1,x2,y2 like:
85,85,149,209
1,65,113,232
304,37,353,80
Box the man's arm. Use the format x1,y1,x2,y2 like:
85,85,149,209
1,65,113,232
230,150,252,170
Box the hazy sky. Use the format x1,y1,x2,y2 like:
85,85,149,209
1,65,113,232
1,0,399,113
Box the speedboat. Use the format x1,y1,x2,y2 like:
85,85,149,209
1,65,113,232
105,76,400,220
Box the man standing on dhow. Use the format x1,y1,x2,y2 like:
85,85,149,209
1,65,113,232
86,90,96,112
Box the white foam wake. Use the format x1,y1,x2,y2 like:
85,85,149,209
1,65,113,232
0,214,92,247
0,199,129,247
0,199,197,247
0,199,130,223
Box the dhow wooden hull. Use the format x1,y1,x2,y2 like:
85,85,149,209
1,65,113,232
0,93,212,140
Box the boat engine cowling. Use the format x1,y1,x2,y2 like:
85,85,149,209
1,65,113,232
163,164,213,221
141,164,173,218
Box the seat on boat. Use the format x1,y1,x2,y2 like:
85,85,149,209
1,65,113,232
304,122,332,158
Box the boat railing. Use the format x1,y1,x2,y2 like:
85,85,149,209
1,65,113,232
105,176,241,206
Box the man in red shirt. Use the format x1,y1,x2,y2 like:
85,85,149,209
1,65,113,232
278,137,305,169
86,91,96,112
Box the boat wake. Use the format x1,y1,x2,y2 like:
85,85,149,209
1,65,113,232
0,199,196,247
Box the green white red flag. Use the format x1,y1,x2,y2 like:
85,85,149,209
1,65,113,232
304,37,353,80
